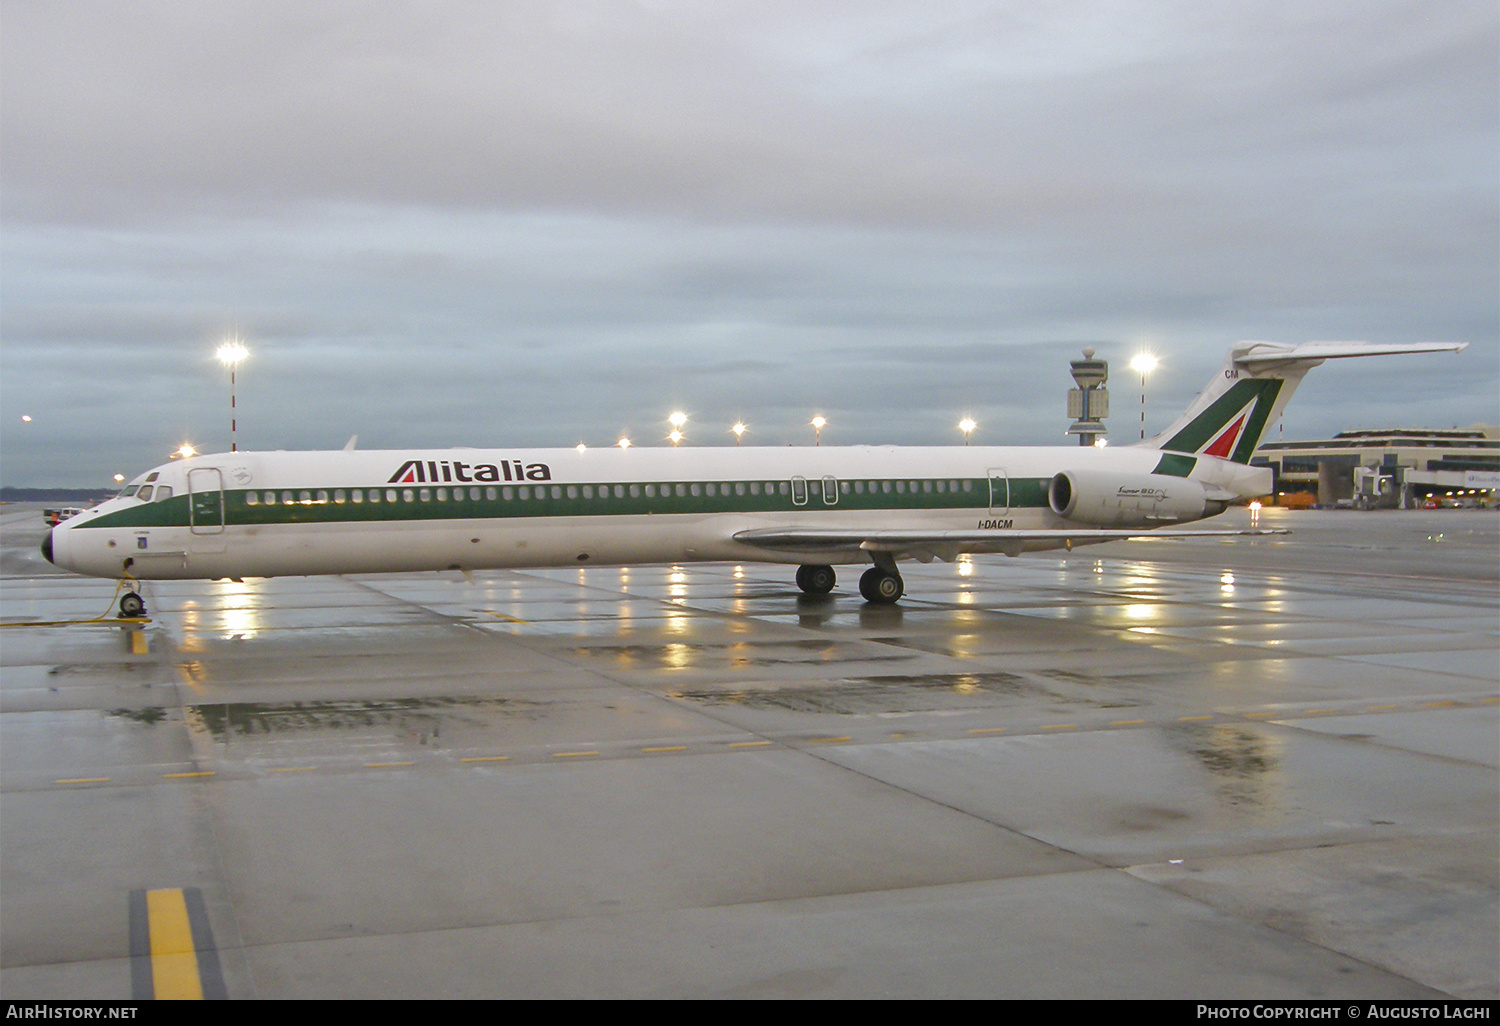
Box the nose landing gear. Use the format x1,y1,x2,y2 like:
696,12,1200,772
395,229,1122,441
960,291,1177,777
119,591,147,619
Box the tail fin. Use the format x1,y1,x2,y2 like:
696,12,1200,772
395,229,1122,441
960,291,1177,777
1144,341,1468,463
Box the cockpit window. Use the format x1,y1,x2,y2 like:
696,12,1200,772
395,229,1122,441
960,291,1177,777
136,485,154,501
145,472,159,483
121,485,140,497
155,486,172,501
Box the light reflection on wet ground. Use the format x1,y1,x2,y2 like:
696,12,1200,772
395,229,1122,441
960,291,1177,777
1,506,1496,998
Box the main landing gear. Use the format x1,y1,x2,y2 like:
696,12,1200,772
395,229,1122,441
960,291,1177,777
858,566,904,604
795,564,836,595
795,562,905,604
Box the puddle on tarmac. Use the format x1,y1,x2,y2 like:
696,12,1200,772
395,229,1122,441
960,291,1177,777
1168,722,1281,810
49,663,154,678
106,706,170,725
667,672,1052,715
571,637,915,670
105,697,542,740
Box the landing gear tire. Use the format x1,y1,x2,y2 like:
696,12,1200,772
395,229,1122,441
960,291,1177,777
859,566,904,604
119,592,146,619
795,564,836,595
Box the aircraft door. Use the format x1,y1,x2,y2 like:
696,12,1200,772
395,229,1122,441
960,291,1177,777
188,468,225,535
987,468,1010,513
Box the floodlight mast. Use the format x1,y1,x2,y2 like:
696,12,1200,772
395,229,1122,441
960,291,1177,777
216,340,249,452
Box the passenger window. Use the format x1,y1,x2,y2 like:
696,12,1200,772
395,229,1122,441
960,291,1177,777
316,490,329,503
351,490,363,504
489,488,500,500
436,488,447,501
282,492,295,505
690,483,702,497
334,490,346,503
246,492,260,506
299,491,312,504
402,490,414,503
567,486,578,499
675,484,687,498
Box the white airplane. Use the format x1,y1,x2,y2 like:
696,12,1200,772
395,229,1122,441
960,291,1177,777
43,341,1465,615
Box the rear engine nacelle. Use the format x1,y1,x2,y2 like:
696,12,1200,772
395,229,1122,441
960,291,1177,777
1049,470,1227,527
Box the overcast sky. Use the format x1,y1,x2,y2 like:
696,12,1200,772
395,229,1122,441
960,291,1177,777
2,0,1496,487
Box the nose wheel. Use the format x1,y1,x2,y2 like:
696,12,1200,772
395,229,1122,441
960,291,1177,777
119,591,147,618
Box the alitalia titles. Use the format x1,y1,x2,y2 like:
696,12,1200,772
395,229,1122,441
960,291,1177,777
388,459,552,485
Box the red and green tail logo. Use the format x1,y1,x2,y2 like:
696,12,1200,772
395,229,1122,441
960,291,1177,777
1157,378,1283,464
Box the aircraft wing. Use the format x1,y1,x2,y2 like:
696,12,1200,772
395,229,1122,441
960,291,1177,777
733,525,1289,561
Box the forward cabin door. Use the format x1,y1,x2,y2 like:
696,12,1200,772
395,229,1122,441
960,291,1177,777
188,468,225,535
987,468,1010,514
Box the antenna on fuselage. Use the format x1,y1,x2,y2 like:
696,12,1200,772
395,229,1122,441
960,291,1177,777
343,435,358,452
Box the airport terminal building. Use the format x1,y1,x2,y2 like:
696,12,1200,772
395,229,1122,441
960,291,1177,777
1252,426,1500,508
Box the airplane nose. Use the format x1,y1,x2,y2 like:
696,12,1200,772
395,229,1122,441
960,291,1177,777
41,529,54,565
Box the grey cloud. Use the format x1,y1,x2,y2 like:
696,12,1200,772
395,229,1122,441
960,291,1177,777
1,1,1494,486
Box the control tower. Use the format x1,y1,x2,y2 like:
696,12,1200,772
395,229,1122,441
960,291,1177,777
1066,347,1109,446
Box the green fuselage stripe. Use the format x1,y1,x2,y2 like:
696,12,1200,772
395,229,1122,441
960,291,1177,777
1151,453,1197,477
79,476,1055,531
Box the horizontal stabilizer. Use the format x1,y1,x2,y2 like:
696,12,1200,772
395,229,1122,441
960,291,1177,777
1235,341,1467,365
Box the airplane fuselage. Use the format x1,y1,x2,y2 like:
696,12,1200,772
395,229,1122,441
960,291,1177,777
45,442,1256,582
